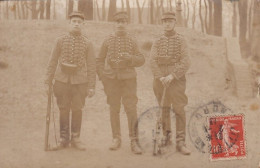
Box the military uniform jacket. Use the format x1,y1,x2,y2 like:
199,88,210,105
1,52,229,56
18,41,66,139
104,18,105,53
96,31,145,80
150,32,190,80
45,32,96,89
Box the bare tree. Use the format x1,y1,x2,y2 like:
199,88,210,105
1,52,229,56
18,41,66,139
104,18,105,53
121,0,125,10
199,0,204,32
5,1,9,19
204,0,209,33
95,0,101,21
213,0,222,36
21,1,25,19
126,0,131,21
155,0,163,24
108,0,117,22
251,0,260,61
53,0,56,19
207,0,213,34
183,0,190,27
39,0,45,19
16,1,21,19
102,0,106,21
167,0,173,11
136,0,146,24
31,0,37,19
149,0,155,24
238,0,248,44
248,0,254,42
78,0,93,20
46,0,51,19
191,0,197,29
232,2,238,37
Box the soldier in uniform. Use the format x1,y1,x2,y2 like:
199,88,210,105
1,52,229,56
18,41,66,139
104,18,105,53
97,11,145,154
45,11,96,150
150,11,191,155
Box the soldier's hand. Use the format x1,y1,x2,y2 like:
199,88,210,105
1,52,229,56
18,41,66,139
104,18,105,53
160,77,167,87
87,89,95,98
164,74,174,86
120,52,132,62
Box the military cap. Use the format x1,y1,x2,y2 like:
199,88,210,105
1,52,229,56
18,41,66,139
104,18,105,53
69,11,85,20
161,11,176,21
113,11,128,22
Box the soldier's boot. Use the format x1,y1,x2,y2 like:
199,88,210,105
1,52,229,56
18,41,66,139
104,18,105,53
176,142,191,155
131,140,142,155
71,137,86,151
164,131,172,146
109,138,121,150
57,138,70,150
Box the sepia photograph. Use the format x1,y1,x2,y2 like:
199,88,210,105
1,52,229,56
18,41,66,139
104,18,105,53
0,0,260,167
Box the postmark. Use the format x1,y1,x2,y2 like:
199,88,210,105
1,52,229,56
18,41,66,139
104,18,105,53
208,114,246,161
188,100,232,153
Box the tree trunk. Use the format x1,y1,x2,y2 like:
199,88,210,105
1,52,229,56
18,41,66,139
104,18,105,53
53,0,56,19
16,2,21,19
204,0,209,33
95,0,101,21
184,0,189,27
213,0,222,36
208,0,213,34
78,0,93,20
21,1,25,19
46,0,51,19
6,1,9,19
121,0,125,10
251,0,260,61
39,0,45,19
107,0,117,22
232,2,237,37
199,0,204,32
126,0,131,22
32,0,37,20
238,0,248,43
102,0,106,21
68,0,73,19
192,0,197,29
136,0,146,24
248,0,254,43
150,0,154,24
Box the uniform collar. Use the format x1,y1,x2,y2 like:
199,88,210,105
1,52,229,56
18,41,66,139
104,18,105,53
115,30,127,37
164,30,176,37
69,29,82,36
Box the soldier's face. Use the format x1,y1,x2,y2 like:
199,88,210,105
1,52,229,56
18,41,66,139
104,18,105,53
70,17,84,31
162,19,176,31
115,19,128,31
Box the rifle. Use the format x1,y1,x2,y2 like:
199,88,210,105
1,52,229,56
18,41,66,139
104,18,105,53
44,85,58,151
153,87,167,156
257,78,260,98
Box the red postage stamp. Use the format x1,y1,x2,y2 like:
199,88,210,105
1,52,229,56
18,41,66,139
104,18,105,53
208,114,246,161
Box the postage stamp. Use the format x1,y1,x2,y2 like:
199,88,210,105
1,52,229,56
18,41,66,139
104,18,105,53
208,114,246,161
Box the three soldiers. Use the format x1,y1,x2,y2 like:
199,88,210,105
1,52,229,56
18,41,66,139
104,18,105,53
150,11,191,155
45,11,96,150
97,11,145,154
45,11,191,155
